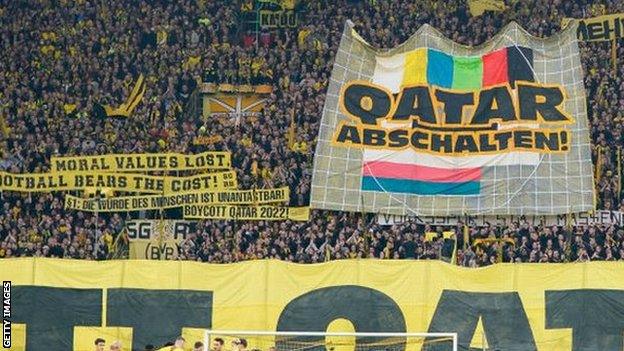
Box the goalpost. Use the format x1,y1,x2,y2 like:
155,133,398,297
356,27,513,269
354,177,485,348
203,330,458,351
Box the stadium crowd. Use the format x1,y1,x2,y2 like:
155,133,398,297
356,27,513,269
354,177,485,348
1,0,624,266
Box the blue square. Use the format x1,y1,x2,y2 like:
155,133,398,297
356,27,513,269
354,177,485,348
427,49,454,89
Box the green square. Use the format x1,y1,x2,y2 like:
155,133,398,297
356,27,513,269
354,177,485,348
452,56,483,91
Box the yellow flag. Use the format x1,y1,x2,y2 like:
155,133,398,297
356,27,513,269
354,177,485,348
468,0,506,16
281,0,297,9
425,232,438,242
103,74,146,118
612,39,618,72
595,146,603,182
251,160,259,176
288,109,296,150
0,115,8,137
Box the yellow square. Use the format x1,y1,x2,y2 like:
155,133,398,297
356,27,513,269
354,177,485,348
402,48,428,87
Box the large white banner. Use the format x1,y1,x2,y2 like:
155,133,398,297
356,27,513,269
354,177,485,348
311,21,594,216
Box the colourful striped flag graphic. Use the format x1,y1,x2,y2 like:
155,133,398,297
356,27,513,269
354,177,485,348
361,46,535,196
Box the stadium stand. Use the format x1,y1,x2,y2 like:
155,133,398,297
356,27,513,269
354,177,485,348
1,0,624,268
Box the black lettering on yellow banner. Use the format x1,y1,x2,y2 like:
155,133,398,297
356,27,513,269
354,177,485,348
51,152,231,172
0,172,166,193
164,171,237,193
183,205,310,221
6,259,624,350
259,10,297,28
565,14,624,41
333,123,570,155
192,135,223,145
339,81,572,127
64,187,290,212
332,81,573,156
1,171,237,194
0,172,71,192
129,241,179,260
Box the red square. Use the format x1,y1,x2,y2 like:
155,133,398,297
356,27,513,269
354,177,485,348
482,48,508,87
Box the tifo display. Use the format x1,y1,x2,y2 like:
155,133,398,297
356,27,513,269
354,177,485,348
311,21,594,216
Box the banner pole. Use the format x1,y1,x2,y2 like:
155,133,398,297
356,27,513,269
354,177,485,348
565,213,573,263
450,233,458,265
288,95,297,150
595,145,603,209
94,201,100,258
360,193,371,255
463,213,469,251
595,145,602,181
255,7,260,50
612,38,618,73
618,146,622,204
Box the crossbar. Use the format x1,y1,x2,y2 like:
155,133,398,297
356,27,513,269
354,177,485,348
203,330,458,351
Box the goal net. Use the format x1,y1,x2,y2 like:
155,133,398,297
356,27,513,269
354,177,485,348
203,330,458,351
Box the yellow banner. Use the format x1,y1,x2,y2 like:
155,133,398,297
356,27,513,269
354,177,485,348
468,0,506,16
332,81,573,156
124,220,194,242
64,187,290,212
183,204,309,221
126,220,187,260
0,171,164,193
192,135,224,145
0,171,237,193
103,74,146,118
164,171,237,193
129,240,179,260
564,14,624,41
50,151,231,172
259,10,297,28
2,259,624,350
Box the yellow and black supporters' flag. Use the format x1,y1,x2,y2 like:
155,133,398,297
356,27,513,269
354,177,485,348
64,187,290,212
424,232,438,242
192,135,224,145
125,220,194,260
0,170,237,193
0,171,163,193
93,74,146,118
468,0,506,17
51,151,232,172
183,204,310,221
0,114,9,137
0,171,171,193
164,171,237,193
563,14,624,41
440,231,457,264
4,259,624,350
83,187,115,198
